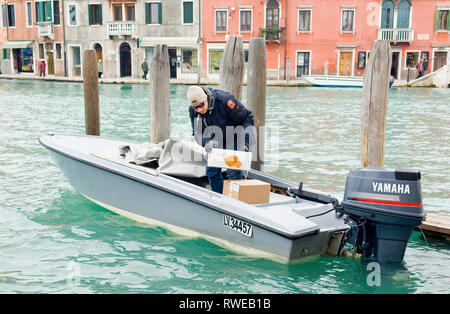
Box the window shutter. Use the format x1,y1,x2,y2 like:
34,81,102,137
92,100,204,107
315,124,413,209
447,10,450,30
183,2,193,24
158,2,162,24
145,3,149,24
99,5,102,25
435,10,440,31
45,1,52,21
88,5,92,25
34,3,39,23
39,2,45,22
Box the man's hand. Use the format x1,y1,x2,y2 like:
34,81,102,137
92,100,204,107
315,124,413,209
204,140,219,153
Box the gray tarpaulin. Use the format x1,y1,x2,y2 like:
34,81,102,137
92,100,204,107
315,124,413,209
120,140,207,178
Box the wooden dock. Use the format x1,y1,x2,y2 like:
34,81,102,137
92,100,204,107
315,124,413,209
416,213,450,239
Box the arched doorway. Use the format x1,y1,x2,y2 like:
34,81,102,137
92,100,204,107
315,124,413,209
119,42,132,77
94,43,103,62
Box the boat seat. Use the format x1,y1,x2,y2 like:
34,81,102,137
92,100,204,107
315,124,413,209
254,192,296,207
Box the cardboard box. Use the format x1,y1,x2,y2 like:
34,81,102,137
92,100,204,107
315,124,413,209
207,148,252,171
223,179,271,204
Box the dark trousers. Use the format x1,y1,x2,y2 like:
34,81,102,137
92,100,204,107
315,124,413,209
143,71,148,79
98,72,102,78
206,167,243,194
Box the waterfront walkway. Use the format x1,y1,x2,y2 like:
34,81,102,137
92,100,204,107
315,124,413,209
0,73,411,87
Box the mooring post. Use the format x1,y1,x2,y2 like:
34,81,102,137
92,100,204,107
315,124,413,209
219,35,244,100
361,40,392,167
247,37,267,171
83,50,100,136
149,44,170,143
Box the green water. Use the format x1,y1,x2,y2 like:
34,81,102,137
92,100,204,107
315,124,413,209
0,79,449,293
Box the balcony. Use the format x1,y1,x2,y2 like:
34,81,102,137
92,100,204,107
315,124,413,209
378,28,414,43
37,22,54,40
107,21,137,38
259,27,286,44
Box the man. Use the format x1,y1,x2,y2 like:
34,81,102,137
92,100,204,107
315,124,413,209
97,59,103,79
187,85,254,194
141,59,149,79
417,58,424,78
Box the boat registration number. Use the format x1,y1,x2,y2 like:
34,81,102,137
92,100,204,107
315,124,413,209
223,215,253,237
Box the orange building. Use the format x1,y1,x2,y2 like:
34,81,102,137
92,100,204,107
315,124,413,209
1,0,65,76
201,0,450,81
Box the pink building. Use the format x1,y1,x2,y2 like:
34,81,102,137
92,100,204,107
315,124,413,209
201,0,450,81
1,0,65,76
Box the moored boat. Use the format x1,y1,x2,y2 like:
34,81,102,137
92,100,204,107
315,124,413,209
302,75,363,88
39,133,425,263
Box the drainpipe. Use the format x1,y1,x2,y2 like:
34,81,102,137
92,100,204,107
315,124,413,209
197,0,201,84
284,0,287,81
62,0,67,76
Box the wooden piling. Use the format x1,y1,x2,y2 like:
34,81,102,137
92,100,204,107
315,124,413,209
246,37,267,171
83,50,100,136
219,35,244,101
361,40,392,167
149,44,170,143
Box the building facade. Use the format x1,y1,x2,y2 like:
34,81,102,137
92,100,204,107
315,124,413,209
1,0,65,76
201,0,450,81
63,0,201,79
1,0,449,81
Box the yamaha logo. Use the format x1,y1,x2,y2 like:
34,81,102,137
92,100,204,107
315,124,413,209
372,182,410,194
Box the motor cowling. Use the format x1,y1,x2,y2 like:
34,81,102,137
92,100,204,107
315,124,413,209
341,167,425,263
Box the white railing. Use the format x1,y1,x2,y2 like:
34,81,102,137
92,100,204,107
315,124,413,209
107,21,136,37
378,28,414,42
37,22,54,40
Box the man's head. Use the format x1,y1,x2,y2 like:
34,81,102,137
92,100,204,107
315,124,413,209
187,86,208,114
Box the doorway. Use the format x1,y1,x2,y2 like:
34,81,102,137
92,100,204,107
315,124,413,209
120,43,132,77
47,52,55,75
433,51,447,72
169,48,177,79
94,43,103,62
391,52,400,79
339,51,353,76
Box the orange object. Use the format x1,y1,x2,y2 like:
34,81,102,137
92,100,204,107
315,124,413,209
224,155,242,168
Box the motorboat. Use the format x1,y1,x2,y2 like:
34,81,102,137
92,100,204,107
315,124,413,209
39,133,425,263
302,75,363,88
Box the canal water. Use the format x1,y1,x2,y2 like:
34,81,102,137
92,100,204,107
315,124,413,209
0,79,449,293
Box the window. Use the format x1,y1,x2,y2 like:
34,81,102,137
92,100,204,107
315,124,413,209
341,10,354,32
53,1,60,24
26,2,33,27
215,10,227,32
240,10,252,32
7,4,15,27
3,49,10,60
183,1,193,24
145,2,162,24
68,4,76,26
182,49,197,73
436,9,450,31
146,48,153,64
266,0,279,29
113,4,122,21
298,9,311,32
209,49,223,73
381,0,394,29
56,43,62,59
397,0,411,28
1,5,5,28
35,1,52,23
88,4,102,25
38,43,44,59
72,46,81,76
406,51,419,68
296,51,310,76
358,51,367,69
126,4,135,21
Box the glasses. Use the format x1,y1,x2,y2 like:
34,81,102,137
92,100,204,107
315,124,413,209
192,102,205,110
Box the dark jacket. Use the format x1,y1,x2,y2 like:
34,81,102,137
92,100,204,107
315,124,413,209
189,87,254,149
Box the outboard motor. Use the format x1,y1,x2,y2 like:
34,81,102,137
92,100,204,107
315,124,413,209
341,167,425,263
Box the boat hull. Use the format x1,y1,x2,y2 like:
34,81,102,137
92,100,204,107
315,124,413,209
41,134,349,263
302,75,363,88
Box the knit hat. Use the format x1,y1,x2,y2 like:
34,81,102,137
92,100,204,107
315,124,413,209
187,86,207,107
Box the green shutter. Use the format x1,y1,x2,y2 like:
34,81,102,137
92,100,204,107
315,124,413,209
183,2,193,24
1,5,6,28
447,10,450,30
39,2,45,22
435,10,440,30
145,3,149,24
88,4,92,25
158,2,162,24
99,5,102,25
45,1,52,21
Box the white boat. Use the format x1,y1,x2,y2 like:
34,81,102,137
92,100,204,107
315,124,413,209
39,133,425,263
302,75,363,88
